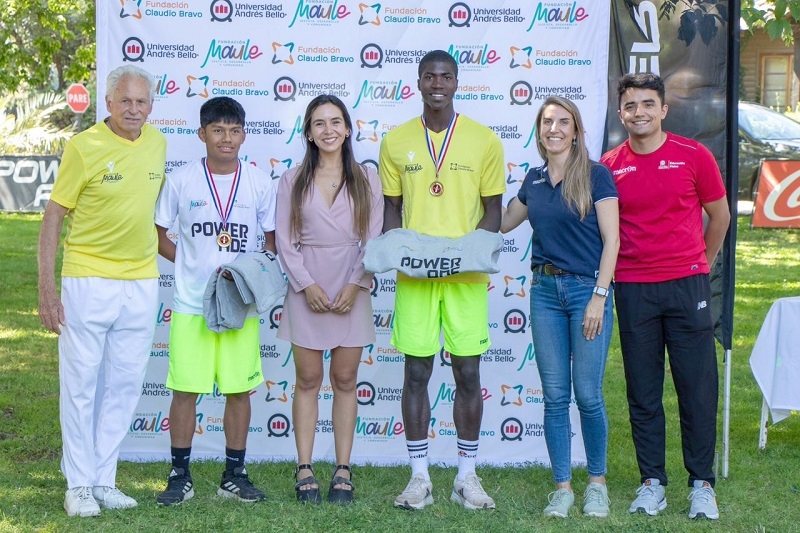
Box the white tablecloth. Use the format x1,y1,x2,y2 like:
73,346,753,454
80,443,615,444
749,296,800,423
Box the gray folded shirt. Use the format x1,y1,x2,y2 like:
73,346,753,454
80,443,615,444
363,228,504,278
203,251,287,332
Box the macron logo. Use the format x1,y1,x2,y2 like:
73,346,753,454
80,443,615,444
612,165,636,176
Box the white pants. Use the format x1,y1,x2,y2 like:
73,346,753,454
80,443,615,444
59,277,158,488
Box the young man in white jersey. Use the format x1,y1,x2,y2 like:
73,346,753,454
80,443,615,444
154,97,276,506
38,65,166,518
601,73,730,520
379,50,505,510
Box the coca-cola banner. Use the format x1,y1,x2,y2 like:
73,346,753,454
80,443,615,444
752,160,800,228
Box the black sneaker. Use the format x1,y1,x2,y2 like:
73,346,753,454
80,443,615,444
217,466,265,502
156,467,194,506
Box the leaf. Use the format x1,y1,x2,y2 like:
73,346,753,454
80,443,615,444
775,0,789,20
678,10,698,45
766,20,784,41
717,3,728,23
790,1,800,20
699,12,720,44
659,1,677,20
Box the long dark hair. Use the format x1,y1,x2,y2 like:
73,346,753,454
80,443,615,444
290,94,372,240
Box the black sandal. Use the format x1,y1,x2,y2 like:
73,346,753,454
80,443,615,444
294,463,321,504
328,464,354,505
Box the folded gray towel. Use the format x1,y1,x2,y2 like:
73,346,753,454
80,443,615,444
204,251,287,332
363,228,504,278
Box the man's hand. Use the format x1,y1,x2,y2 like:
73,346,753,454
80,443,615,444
38,200,69,335
39,283,65,334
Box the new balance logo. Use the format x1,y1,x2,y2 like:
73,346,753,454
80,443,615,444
697,300,707,310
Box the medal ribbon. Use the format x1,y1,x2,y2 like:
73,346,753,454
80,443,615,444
202,157,242,230
421,112,458,179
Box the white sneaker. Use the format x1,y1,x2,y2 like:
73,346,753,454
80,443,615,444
451,473,496,510
394,474,434,509
629,478,667,516
543,488,574,518
64,486,100,517
92,486,138,509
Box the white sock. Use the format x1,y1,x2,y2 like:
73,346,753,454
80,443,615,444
406,439,429,481
457,438,479,481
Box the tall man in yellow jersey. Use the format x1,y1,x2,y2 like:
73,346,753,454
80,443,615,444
38,65,167,518
379,50,505,510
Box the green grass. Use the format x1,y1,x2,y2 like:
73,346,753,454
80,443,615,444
1,213,799,532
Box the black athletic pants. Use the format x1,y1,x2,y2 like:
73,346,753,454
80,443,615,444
615,274,718,488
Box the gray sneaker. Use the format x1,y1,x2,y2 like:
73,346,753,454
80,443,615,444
394,474,433,510
629,478,666,516
688,480,719,520
543,488,574,518
450,474,495,510
582,482,610,517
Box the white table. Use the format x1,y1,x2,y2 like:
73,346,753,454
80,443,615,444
749,297,800,449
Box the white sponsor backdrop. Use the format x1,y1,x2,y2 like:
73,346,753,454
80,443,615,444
98,0,610,466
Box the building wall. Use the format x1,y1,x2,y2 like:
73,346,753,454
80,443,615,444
740,29,800,108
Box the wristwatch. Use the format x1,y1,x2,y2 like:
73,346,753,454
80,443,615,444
592,286,609,297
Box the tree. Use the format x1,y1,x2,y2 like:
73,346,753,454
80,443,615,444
0,92,74,154
741,0,800,44
0,0,95,93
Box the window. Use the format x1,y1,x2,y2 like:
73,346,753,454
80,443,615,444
761,55,791,109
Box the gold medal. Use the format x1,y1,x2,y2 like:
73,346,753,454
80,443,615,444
217,231,232,248
204,158,242,251
422,113,457,199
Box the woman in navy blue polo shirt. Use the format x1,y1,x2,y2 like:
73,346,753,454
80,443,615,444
501,96,619,519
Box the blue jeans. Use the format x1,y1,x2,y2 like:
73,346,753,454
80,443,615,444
530,270,614,483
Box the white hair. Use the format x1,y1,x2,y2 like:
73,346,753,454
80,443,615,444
105,65,156,100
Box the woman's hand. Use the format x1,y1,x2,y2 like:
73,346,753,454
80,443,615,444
331,284,359,314
582,295,606,340
303,283,331,313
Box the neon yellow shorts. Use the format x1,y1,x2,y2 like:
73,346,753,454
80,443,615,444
392,281,490,357
166,312,263,394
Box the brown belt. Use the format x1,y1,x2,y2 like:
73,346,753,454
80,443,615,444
536,264,571,276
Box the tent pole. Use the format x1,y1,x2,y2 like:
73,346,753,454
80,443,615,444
722,348,731,478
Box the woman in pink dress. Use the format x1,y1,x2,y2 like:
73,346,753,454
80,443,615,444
276,94,383,505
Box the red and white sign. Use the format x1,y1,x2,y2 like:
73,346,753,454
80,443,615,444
752,160,800,228
65,83,90,114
